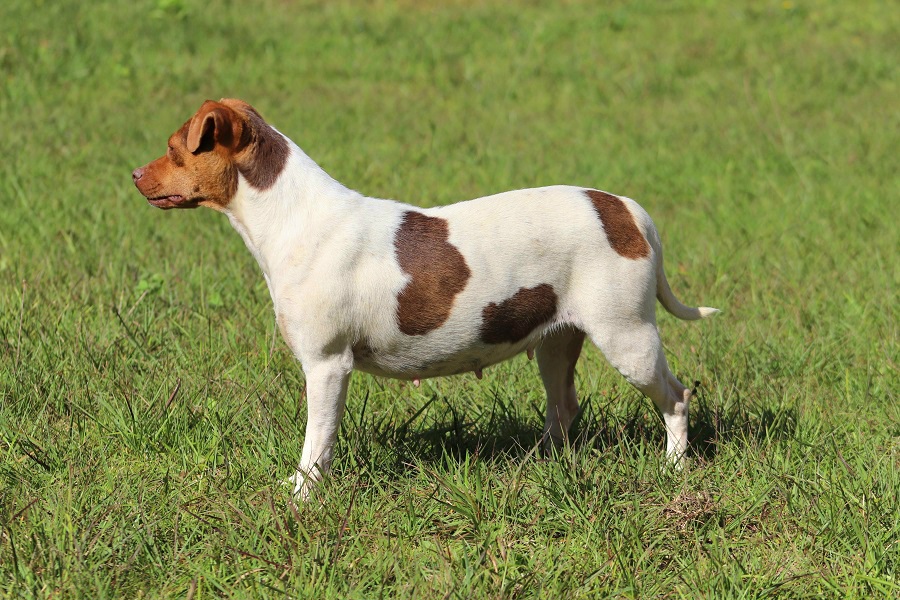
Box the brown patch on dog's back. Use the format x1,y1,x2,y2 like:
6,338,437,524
480,284,558,344
585,189,650,259
395,211,471,335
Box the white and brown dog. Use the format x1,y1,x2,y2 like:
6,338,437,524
133,99,719,499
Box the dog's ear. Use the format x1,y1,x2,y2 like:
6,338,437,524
186,101,240,154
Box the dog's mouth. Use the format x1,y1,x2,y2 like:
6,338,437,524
147,195,200,210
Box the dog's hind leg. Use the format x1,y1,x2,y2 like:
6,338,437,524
537,327,586,451
587,322,691,464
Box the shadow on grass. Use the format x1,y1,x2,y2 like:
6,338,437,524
689,392,799,461
342,385,800,475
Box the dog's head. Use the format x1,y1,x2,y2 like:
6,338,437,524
132,99,288,211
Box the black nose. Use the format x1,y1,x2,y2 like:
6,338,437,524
132,167,144,182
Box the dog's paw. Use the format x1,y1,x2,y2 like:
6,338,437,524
282,473,309,501
660,453,690,475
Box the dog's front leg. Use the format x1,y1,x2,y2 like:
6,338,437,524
289,353,352,501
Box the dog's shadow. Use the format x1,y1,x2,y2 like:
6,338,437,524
688,393,799,461
339,388,799,476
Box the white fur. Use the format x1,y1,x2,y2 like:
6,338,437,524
222,137,717,500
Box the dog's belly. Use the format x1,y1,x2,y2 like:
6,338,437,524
352,335,536,380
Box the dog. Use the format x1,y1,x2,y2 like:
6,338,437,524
132,99,719,500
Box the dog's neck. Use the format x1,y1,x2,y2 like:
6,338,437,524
222,138,359,289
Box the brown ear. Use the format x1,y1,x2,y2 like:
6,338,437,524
186,101,239,153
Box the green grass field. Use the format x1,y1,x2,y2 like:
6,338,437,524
1,0,897,597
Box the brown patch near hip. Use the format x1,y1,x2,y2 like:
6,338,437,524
585,189,650,259
221,99,290,191
480,284,558,344
395,211,471,336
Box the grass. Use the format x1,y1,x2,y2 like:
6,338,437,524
0,0,897,597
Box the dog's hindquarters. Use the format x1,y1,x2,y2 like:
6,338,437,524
569,196,709,462
585,320,691,461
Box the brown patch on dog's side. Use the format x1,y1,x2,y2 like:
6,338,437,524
480,284,558,344
395,211,471,335
585,189,650,259
220,99,289,191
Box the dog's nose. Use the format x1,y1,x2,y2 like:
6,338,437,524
132,167,144,183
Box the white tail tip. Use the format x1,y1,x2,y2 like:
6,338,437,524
698,307,720,318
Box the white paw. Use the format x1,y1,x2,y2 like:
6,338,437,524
283,472,312,502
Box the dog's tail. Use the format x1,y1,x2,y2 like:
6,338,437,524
654,241,719,321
